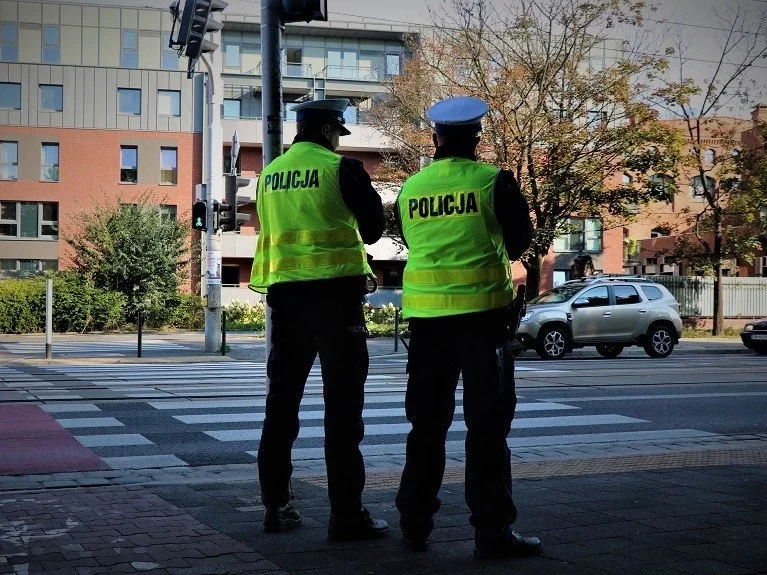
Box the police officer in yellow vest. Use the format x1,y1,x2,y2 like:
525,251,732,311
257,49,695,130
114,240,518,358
249,98,388,540
394,96,541,559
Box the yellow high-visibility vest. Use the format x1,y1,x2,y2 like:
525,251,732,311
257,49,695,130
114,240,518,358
249,141,372,293
397,157,513,318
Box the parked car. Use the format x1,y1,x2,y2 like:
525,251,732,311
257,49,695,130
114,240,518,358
517,276,683,360
741,319,767,355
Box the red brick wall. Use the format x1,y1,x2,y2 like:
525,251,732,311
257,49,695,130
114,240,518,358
0,126,202,290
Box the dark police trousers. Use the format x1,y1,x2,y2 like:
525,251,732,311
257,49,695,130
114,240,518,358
257,291,369,516
396,308,518,535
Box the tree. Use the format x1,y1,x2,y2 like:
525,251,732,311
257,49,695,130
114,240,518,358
371,0,680,296
650,3,767,334
66,195,189,320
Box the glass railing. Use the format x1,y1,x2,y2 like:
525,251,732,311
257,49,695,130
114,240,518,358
324,65,382,82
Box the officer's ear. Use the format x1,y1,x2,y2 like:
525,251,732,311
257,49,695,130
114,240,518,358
432,133,439,149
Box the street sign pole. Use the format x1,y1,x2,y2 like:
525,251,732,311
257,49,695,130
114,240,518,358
261,0,284,377
199,31,224,353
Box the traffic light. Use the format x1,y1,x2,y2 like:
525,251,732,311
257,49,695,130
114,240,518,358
217,174,252,232
281,0,328,23
176,0,228,78
192,200,207,230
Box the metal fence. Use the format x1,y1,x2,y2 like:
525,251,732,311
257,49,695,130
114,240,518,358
646,275,767,318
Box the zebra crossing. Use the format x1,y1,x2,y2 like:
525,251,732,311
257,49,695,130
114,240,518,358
37,391,719,471
0,359,562,401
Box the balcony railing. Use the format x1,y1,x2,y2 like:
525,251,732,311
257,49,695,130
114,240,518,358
323,65,383,81
251,62,314,78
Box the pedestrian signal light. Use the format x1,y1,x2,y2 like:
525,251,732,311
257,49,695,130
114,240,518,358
192,200,207,230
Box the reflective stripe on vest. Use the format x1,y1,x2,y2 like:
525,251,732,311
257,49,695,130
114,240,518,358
403,291,512,312
404,265,508,285
259,227,360,248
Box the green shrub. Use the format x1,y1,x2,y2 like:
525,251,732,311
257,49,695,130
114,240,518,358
0,279,45,333
166,292,205,330
224,300,266,331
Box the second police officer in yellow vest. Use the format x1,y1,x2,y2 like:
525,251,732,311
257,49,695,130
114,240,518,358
249,98,389,540
395,96,542,559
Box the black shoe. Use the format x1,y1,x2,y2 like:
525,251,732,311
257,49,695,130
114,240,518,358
328,507,389,541
401,517,433,552
402,531,428,552
474,528,542,559
263,503,301,533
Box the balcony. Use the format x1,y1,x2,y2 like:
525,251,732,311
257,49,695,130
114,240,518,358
221,117,392,151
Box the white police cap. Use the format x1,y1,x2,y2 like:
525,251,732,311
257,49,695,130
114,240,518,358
291,98,352,135
426,96,489,135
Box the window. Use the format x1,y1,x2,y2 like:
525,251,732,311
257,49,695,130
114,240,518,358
614,285,641,305
0,201,59,239
1,23,17,62
161,33,177,70
0,82,21,109
121,30,139,68
222,265,240,286
40,84,63,112
158,90,180,116
648,173,674,196
118,88,141,115
41,143,59,182
223,98,241,119
159,204,177,220
0,259,58,273
285,47,304,76
42,25,60,64
574,286,609,307
224,41,240,68
343,105,358,125
622,173,633,186
704,148,716,165
120,146,138,183
641,285,663,301
1,141,18,180
691,175,715,198
386,53,401,76
587,110,607,129
160,147,177,185
650,227,669,238
553,218,602,252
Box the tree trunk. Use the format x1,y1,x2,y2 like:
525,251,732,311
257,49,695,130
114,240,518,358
712,233,724,336
522,254,544,300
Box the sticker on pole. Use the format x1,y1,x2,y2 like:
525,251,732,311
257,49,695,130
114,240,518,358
206,251,222,285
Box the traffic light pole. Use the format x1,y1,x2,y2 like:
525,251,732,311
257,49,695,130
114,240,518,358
261,0,284,375
199,31,224,354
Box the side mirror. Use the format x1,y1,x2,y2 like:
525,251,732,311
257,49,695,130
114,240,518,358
571,299,589,309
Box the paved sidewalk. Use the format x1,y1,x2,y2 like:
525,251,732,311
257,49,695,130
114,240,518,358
2,452,766,575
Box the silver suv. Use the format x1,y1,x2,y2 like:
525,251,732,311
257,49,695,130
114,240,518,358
517,276,683,360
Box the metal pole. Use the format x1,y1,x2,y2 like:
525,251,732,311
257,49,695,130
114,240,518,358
394,307,399,352
199,32,224,353
221,309,227,356
137,311,143,358
45,278,52,359
261,0,283,381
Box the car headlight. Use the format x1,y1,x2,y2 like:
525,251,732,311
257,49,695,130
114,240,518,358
521,310,534,322
744,324,754,332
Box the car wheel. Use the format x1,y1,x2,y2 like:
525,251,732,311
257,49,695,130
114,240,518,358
596,344,624,358
644,324,675,358
536,325,569,360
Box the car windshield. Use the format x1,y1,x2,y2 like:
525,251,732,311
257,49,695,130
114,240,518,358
530,285,585,304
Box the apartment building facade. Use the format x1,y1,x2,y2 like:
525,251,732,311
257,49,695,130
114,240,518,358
0,0,203,281
623,105,767,278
